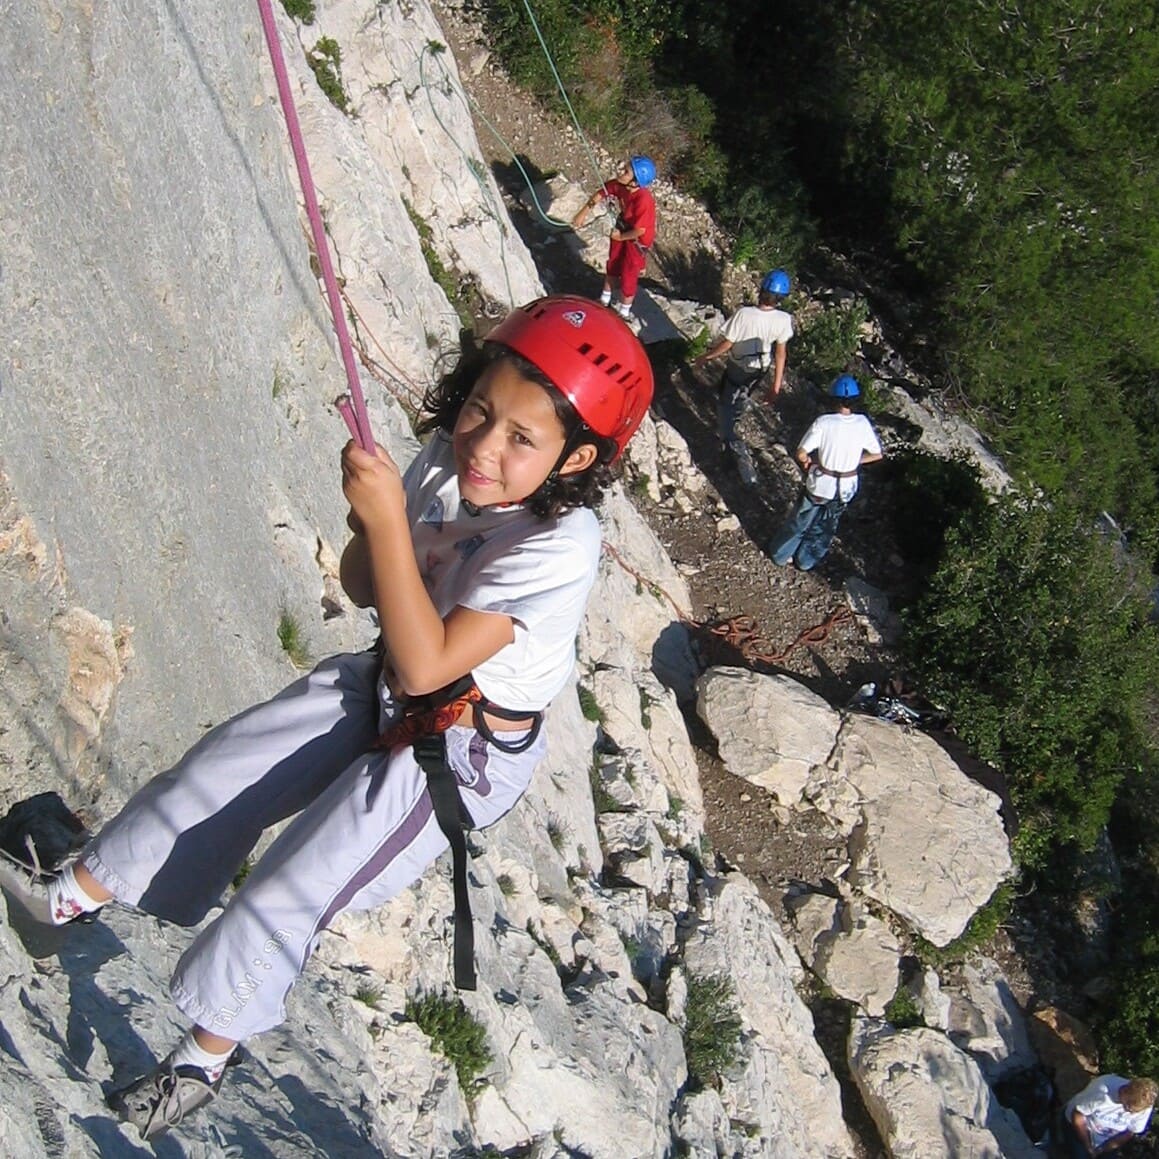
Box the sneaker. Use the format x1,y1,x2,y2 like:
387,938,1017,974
108,1059,224,1140
731,443,758,486
0,846,73,958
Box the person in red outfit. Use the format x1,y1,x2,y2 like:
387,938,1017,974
572,155,657,328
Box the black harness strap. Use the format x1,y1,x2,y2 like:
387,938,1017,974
413,731,478,991
406,690,544,991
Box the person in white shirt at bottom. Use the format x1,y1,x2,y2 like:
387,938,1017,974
768,374,883,571
1061,1075,1156,1156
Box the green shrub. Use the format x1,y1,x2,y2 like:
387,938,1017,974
683,973,743,1090
792,298,868,386
887,450,988,581
1101,963,1159,1079
577,684,605,723
914,884,1013,966
902,498,1159,869
354,980,384,1009
280,0,316,22
883,984,923,1029
402,198,470,325
546,813,569,853
231,857,254,891
684,326,711,361
405,992,492,1092
307,37,350,114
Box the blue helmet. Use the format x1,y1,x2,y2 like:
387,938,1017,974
831,374,861,399
629,155,656,188
761,269,791,296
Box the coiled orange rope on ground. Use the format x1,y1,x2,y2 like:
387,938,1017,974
601,541,854,668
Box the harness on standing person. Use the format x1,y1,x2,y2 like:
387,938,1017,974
373,672,543,991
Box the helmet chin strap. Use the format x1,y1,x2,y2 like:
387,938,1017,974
545,422,591,484
460,423,592,517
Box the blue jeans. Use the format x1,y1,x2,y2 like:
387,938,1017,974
716,368,761,445
769,491,847,570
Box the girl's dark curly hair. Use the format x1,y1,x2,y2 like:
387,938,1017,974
416,344,618,520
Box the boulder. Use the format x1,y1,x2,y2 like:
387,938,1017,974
849,1018,1040,1158
945,956,1037,1081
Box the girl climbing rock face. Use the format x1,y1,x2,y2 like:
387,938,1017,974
0,296,653,1141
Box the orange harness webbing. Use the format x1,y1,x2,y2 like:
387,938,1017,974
373,684,484,751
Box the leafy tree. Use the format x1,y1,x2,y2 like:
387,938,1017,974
901,495,1159,867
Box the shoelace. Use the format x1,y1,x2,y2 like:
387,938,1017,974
145,1068,210,1130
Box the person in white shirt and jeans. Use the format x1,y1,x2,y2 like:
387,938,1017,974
693,269,794,486
769,374,883,571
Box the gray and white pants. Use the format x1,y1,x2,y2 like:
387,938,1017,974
82,650,542,1041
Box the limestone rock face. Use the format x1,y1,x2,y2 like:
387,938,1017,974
848,1018,1040,1159
682,877,855,1158
810,901,901,1018
945,956,1037,1081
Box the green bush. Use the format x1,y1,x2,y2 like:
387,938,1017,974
914,884,1013,966
791,298,868,386
902,498,1159,868
1101,963,1159,1079
883,984,923,1029
280,0,316,22
887,450,988,581
577,684,605,723
683,973,743,1090
405,992,492,1092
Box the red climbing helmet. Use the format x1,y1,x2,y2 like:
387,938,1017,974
485,295,654,460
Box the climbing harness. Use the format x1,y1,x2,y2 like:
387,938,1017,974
255,0,374,451
810,462,860,479
375,675,542,990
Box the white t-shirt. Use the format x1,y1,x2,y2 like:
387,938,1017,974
721,305,794,372
1067,1075,1153,1150
389,432,601,712
799,411,883,503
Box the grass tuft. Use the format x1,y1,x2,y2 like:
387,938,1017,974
277,609,311,669
405,991,492,1092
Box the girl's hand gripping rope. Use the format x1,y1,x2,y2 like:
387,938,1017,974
341,440,406,535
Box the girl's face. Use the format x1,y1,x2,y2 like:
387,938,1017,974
452,359,595,508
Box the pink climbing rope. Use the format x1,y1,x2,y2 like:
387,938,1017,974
255,0,374,452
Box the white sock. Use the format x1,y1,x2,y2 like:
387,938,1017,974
169,1030,235,1083
47,863,106,925
599,289,612,306
617,303,632,318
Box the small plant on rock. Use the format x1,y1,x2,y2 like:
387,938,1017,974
307,37,350,114
277,609,311,669
405,991,492,1092
280,0,316,22
577,684,605,724
354,980,384,1010
883,984,922,1029
683,972,743,1090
